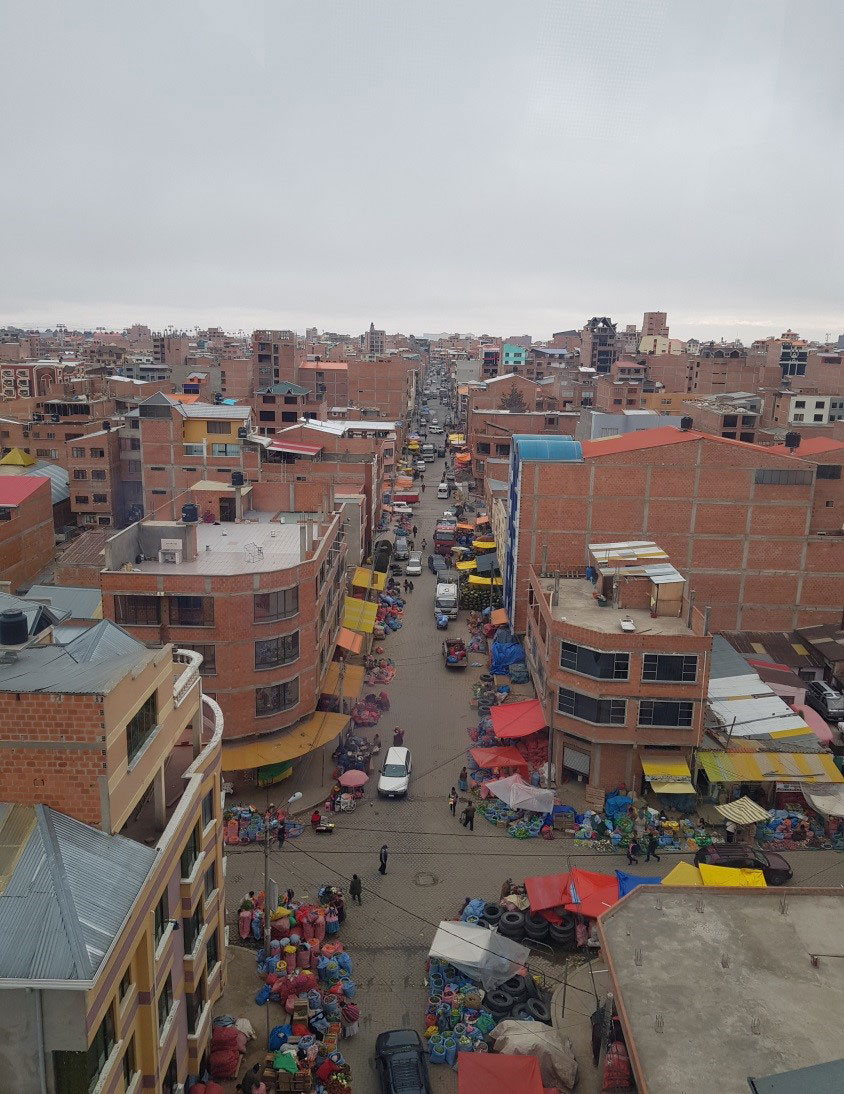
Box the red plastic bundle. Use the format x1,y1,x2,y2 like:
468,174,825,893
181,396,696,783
209,1048,240,1079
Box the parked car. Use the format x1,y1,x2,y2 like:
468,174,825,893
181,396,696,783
405,551,422,576
804,680,844,722
378,746,411,798
375,1029,431,1094
427,553,447,574
436,482,450,499
694,844,792,885
394,536,409,561
437,444,446,457
415,460,426,472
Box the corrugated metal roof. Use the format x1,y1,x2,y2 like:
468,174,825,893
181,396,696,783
26,585,102,621
512,435,582,462
181,402,250,419
0,805,157,983
26,462,70,504
709,635,755,681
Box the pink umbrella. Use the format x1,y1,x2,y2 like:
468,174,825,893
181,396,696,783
338,769,369,787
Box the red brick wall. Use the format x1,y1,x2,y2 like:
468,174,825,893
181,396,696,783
0,478,54,591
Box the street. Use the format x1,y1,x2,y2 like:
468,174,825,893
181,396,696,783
218,438,844,1094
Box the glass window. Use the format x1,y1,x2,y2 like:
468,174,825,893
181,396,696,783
561,642,629,680
207,929,220,971
154,891,169,944
157,974,174,1035
73,469,87,480
114,595,160,626
93,493,107,503
817,464,842,480
122,1036,136,1089
254,588,299,621
642,654,697,683
186,978,206,1035
180,826,200,879
54,1007,115,1094
91,469,106,480
71,447,85,458
202,790,214,829
181,643,216,674
206,420,231,434
754,468,812,485
255,678,299,717
204,863,216,899
169,596,214,626
556,687,626,725
119,967,132,1001
255,632,299,669
127,693,158,763
210,442,240,456
182,902,203,955
638,700,694,727
184,442,204,456
90,448,105,458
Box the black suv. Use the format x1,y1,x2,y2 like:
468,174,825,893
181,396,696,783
694,844,792,885
375,1030,430,1094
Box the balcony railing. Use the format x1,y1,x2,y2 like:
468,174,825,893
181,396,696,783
173,648,203,707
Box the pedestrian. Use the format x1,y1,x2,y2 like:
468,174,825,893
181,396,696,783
277,822,285,849
403,579,409,594
408,580,414,594
644,831,660,863
379,845,388,874
725,819,737,844
349,874,363,905
422,537,427,550
393,726,404,746
448,787,458,815
627,837,640,865
458,766,468,792
311,808,322,829
421,482,426,493
464,803,475,831
371,733,381,756
500,877,513,901
412,525,418,537
408,538,415,551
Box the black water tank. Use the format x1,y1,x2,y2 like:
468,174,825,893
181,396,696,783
181,503,198,523
0,609,28,647
680,415,693,431
785,430,801,451
231,470,245,487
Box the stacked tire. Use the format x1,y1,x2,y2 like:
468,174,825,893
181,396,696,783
548,913,576,949
497,910,524,942
485,989,515,1023
482,903,502,927
524,912,550,943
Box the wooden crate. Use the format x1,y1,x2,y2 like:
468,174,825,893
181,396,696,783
275,1072,313,1093
292,998,310,1021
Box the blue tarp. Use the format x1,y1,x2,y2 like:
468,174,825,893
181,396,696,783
604,794,633,819
490,642,525,675
615,870,662,898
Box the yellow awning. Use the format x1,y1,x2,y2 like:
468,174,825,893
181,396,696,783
641,751,692,780
456,559,476,571
698,751,844,784
352,567,386,592
222,712,348,771
468,574,503,586
660,862,703,887
342,596,378,634
698,863,766,888
650,780,696,794
321,662,365,700
472,540,496,550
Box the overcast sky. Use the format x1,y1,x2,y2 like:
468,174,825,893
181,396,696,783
2,1,842,342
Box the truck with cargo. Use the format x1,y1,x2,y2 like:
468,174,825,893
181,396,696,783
434,571,459,619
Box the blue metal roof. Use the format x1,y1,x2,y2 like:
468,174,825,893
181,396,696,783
511,435,582,462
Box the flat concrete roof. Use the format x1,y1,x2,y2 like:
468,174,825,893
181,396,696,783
538,575,693,636
133,520,308,575
599,887,844,1094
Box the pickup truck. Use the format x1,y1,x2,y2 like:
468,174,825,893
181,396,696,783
375,1029,430,1094
443,638,468,668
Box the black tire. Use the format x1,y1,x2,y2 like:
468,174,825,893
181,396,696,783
525,912,546,929
485,990,514,1017
499,910,524,933
483,903,502,925
501,976,528,1003
476,918,489,929
511,1002,533,1021
549,923,575,946
525,998,552,1024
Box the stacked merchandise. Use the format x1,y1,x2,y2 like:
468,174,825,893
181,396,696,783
349,693,389,729
757,808,826,849
224,806,302,847
208,1018,257,1081
571,801,713,853
364,658,395,686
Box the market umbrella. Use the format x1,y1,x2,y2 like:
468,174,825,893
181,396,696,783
338,769,369,787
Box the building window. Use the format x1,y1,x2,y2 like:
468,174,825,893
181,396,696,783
71,447,85,458
157,974,174,1035
255,632,300,669
93,493,107,503
556,687,626,725
127,693,158,763
204,863,217,899
561,642,629,680
182,643,216,674
202,790,214,829
169,595,214,626
91,469,106,480
184,443,204,456
74,495,90,505
119,967,132,1001
817,464,842,480
256,678,300,717
206,420,231,434
180,826,200,879
53,1007,115,1094
121,1037,136,1089
73,469,87,480
642,654,698,683
182,902,203,955
638,700,694,727
754,469,813,485
154,891,169,945
114,594,161,626
259,411,275,421
211,442,240,456
90,448,105,458
186,978,206,1035
254,588,299,622
207,929,220,972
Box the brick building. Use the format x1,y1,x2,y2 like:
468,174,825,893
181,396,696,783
525,541,710,791
0,475,54,589
252,329,298,389
580,317,618,373
500,428,844,634
0,599,226,1093
642,311,669,338
100,494,348,754
252,382,324,434
67,422,126,528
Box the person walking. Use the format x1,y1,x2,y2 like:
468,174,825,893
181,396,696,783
412,525,418,538
379,845,388,875
448,787,458,815
349,874,363,905
421,537,427,550
644,831,660,863
277,821,285,850
421,482,426,493
626,836,641,866
500,877,513,901
408,580,414,594
464,803,475,832
371,733,381,757
725,819,737,844
393,726,404,746
403,579,409,594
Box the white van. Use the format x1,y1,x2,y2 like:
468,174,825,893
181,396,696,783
436,482,450,499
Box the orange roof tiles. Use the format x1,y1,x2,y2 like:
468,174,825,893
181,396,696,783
769,438,844,456
579,426,773,459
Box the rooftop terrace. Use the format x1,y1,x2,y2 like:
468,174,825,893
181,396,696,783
537,574,694,636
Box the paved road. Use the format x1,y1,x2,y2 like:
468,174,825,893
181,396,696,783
219,430,844,1093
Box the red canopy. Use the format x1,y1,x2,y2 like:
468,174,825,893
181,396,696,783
564,868,619,920
524,872,570,913
458,1052,543,1094
490,699,546,739
470,746,528,776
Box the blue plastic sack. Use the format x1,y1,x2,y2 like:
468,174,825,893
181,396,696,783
268,1025,289,1051
255,984,272,1006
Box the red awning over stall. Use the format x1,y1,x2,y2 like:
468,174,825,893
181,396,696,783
490,699,547,739
524,873,570,913
470,746,529,776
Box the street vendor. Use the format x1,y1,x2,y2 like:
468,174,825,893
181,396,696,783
311,809,322,829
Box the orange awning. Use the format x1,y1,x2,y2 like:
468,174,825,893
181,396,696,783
336,627,364,654
490,699,546,738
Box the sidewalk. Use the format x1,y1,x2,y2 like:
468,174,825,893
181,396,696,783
223,738,338,819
